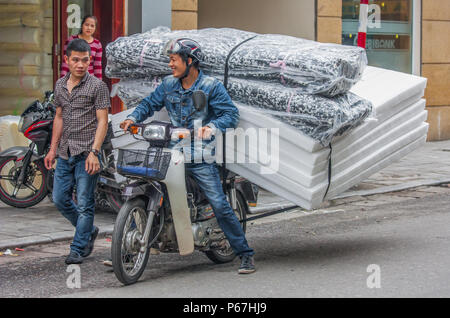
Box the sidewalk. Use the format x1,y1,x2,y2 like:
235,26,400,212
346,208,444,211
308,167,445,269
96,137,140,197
1,140,449,250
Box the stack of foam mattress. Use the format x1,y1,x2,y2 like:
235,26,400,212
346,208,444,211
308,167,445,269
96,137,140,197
110,66,428,210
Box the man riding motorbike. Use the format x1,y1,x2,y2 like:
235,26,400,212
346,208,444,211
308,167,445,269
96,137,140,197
120,38,256,274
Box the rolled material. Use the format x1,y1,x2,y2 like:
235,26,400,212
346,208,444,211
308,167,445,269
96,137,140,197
106,27,367,97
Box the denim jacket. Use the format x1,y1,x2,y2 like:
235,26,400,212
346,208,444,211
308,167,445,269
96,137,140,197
127,70,239,162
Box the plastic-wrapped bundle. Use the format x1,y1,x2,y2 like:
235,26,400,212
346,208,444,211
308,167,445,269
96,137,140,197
227,79,372,145
111,77,372,146
106,27,367,97
112,77,162,108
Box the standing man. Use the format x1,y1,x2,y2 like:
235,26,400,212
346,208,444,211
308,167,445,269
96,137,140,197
120,38,256,274
44,38,110,265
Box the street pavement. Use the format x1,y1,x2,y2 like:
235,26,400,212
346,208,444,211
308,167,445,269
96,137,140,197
0,140,449,251
2,186,450,298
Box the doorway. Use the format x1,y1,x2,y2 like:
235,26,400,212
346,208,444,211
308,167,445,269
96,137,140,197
54,0,125,113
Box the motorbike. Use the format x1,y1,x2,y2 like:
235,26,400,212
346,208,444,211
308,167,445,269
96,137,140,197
0,91,125,212
111,91,258,285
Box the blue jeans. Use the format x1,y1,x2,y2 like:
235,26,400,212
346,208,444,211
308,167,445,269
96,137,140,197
186,162,254,257
53,154,99,255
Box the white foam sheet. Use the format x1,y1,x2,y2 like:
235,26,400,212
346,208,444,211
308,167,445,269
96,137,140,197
234,86,426,172
111,105,428,190
226,122,428,209
349,67,428,121
272,109,427,189
326,134,428,200
232,99,427,187
305,66,427,153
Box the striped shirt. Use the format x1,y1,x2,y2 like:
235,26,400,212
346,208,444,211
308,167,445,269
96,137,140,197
60,35,103,80
54,72,111,159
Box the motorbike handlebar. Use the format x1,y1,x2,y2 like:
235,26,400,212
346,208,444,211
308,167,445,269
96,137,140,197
125,122,211,141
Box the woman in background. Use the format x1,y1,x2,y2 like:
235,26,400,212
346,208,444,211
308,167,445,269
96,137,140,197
60,15,103,80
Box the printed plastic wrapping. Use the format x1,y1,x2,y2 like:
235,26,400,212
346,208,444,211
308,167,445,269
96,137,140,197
111,77,162,108
111,77,372,146
106,27,368,97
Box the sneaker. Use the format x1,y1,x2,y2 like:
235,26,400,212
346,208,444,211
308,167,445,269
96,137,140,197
82,226,99,258
65,250,84,265
238,255,256,274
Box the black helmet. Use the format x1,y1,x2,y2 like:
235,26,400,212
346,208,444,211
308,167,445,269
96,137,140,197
163,38,202,67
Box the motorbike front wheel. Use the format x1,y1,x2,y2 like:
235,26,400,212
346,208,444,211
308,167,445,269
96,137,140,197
0,157,48,208
111,197,151,285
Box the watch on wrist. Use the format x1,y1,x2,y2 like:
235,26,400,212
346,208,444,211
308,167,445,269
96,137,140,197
90,149,99,156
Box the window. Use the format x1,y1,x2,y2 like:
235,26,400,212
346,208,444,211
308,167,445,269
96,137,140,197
342,0,415,74
65,0,93,36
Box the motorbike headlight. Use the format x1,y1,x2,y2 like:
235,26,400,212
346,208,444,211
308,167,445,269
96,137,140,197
143,124,168,141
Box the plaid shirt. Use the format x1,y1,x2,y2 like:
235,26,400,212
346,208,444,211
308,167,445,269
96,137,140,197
54,72,110,159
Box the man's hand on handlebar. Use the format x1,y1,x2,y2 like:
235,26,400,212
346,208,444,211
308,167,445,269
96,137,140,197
197,126,214,140
120,119,135,132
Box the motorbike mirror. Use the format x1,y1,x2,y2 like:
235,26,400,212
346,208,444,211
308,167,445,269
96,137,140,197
45,91,53,99
192,90,207,112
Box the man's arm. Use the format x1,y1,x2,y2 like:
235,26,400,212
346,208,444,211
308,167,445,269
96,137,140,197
44,106,63,170
92,108,108,152
85,81,111,175
85,108,108,175
126,82,166,123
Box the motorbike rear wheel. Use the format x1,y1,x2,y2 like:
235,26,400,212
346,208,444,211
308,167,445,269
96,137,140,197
204,191,248,264
111,197,151,285
0,157,48,208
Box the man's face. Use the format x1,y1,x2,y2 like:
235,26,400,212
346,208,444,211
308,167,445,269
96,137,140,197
168,54,189,78
64,51,91,78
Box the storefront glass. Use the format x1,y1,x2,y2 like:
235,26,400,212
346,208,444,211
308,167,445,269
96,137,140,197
65,0,93,36
342,0,413,74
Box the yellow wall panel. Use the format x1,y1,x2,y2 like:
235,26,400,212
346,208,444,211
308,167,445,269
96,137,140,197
317,17,342,44
422,64,450,107
422,21,450,64
426,106,450,141
317,0,342,17
172,0,198,12
172,11,198,30
423,0,450,21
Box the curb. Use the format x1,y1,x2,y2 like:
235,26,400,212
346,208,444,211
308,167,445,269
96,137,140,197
0,226,114,251
249,178,450,216
1,178,449,251
331,178,450,199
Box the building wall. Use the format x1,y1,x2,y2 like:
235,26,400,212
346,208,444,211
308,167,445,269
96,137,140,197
280,0,450,141
422,0,450,141
196,0,315,40
0,0,53,116
172,0,197,30
142,0,171,32
169,0,450,141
